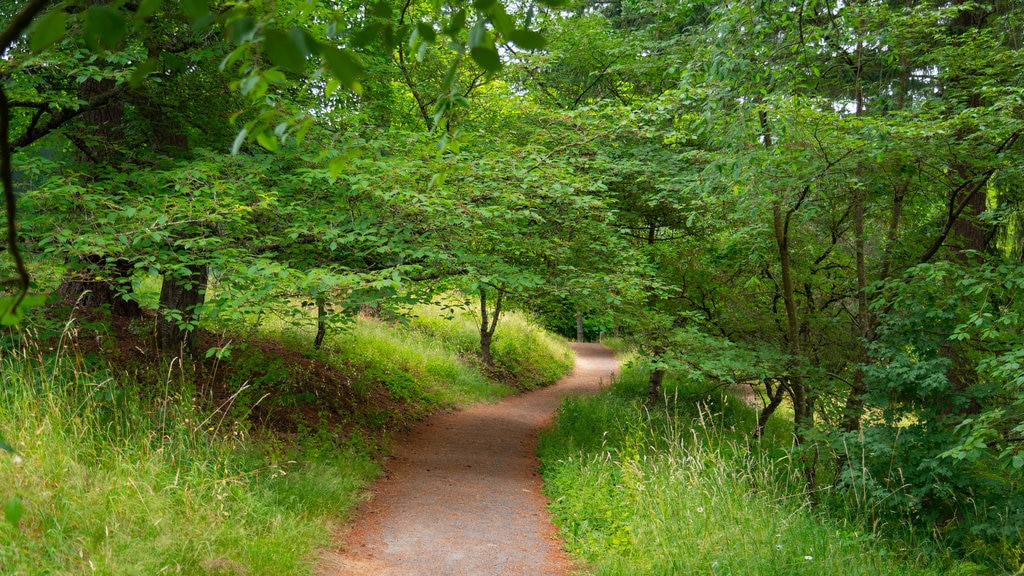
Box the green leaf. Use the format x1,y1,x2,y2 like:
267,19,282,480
0,438,15,454
255,130,279,152
321,46,364,93
470,46,501,72
84,6,126,52
328,155,348,179
416,22,437,43
0,295,46,326
5,497,23,527
180,0,209,21
129,57,159,87
226,16,255,44
264,28,307,73
136,0,163,19
30,10,66,53
509,29,546,50
468,20,486,49
487,4,514,38
445,10,467,36
290,26,319,57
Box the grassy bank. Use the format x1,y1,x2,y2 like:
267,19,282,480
539,367,970,576
0,299,572,574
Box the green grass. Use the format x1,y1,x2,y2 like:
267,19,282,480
0,344,377,575
326,315,511,409
539,367,964,576
407,301,575,390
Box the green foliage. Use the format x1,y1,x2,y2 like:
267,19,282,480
539,367,952,576
841,260,1024,563
4,0,1024,569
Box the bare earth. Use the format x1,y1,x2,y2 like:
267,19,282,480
318,343,620,576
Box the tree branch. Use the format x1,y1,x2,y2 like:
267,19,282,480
12,85,127,151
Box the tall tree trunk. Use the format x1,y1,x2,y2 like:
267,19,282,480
765,107,815,494
835,50,873,483
157,265,208,356
575,308,584,342
835,184,872,484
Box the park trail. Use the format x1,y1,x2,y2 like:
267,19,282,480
317,342,620,576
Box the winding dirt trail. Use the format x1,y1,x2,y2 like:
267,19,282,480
318,343,619,576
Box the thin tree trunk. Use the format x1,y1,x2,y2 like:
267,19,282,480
576,308,584,342
755,378,787,439
764,107,816,494
314,296,327,350
479,285,503,368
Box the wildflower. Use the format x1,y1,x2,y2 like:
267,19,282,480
12,454,22,466
696,507,704,514
775,544,782,551
805,556,813,561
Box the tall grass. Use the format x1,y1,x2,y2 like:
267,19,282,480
539,367,961,576
0,336,375,575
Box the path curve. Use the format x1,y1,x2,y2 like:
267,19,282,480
318,343,619,576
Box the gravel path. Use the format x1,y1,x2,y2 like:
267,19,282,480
317,343,619,576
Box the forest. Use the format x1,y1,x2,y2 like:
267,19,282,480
1,0,1023,573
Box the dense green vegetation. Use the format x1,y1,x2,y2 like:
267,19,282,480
0,300,571,573
2,0,1023,572
541,366,973,575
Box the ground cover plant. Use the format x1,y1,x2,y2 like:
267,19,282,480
539,366,1001,576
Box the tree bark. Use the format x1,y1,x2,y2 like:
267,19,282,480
576,308,584,342
763,107,816,494
755,378,786,439
647,367,665,404
314,296,327,350
479,285,503,368
157,265,208,356
57,257,141,317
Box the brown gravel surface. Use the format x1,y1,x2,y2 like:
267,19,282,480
317,343,620,576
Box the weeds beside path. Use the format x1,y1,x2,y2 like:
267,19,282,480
318,343,620,576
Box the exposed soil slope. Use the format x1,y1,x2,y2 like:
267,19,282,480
318,343,620,576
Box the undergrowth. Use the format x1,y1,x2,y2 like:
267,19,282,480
539,367,971,576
